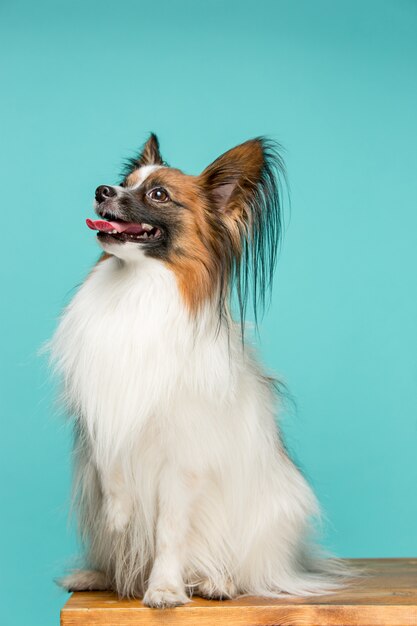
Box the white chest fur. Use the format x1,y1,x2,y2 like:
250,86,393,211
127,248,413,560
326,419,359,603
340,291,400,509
51,253,336,600
51,254,236,466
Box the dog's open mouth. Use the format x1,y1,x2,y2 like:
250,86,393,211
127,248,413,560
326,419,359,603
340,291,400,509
86,217,162,242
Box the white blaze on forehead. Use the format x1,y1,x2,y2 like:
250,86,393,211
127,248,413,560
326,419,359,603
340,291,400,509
127,164,163,189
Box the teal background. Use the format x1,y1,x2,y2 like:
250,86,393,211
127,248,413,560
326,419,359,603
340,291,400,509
1,0,416,624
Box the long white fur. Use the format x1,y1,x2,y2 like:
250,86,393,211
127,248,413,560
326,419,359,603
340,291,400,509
50,175,346,605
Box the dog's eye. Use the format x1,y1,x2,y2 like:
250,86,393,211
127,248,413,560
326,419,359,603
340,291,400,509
148,187,169,203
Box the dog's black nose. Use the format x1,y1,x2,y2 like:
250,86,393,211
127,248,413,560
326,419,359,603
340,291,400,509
95,185,116,203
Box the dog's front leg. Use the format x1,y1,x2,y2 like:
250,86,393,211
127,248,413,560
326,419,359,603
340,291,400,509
143,467,195,608
100,463,133,533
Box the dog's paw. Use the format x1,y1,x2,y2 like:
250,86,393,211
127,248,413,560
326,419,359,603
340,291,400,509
105,495,131,533
57,569,109,592
196,577,237,600
143,586,190,608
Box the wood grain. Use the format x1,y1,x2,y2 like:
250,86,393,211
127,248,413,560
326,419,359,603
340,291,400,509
61,558,417,625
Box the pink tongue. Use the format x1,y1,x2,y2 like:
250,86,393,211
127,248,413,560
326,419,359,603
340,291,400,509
86,219,145,234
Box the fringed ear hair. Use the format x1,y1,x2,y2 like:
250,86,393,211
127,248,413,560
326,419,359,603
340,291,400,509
199,137,287,328
121,133,165,180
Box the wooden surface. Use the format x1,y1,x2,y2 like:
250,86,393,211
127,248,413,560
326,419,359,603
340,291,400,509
61,558,417,625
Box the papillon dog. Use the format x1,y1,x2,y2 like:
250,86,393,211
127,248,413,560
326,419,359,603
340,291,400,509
50,134,345,607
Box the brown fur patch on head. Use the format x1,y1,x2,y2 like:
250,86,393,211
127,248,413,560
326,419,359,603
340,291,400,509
141,168,225,313
152,139,283,318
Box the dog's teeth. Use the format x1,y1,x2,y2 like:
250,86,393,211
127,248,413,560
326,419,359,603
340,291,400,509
143,232,148,238
142,223,152,231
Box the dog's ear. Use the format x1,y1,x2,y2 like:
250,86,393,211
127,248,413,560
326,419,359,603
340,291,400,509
136,133,164,167
199,138,267,216
122,133,164,180
199,137,285,324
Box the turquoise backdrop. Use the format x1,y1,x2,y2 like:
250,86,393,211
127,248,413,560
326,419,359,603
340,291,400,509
1,1,416,624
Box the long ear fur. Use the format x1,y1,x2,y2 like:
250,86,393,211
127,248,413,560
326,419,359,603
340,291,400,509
122,133,164,178
199,137,287,327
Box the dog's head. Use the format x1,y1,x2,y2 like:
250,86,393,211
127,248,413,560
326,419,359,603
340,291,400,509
88,133,285,316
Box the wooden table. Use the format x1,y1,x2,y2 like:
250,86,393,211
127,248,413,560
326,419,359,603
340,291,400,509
61,558,417,625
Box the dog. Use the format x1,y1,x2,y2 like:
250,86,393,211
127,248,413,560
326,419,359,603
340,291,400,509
50,134,344,607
